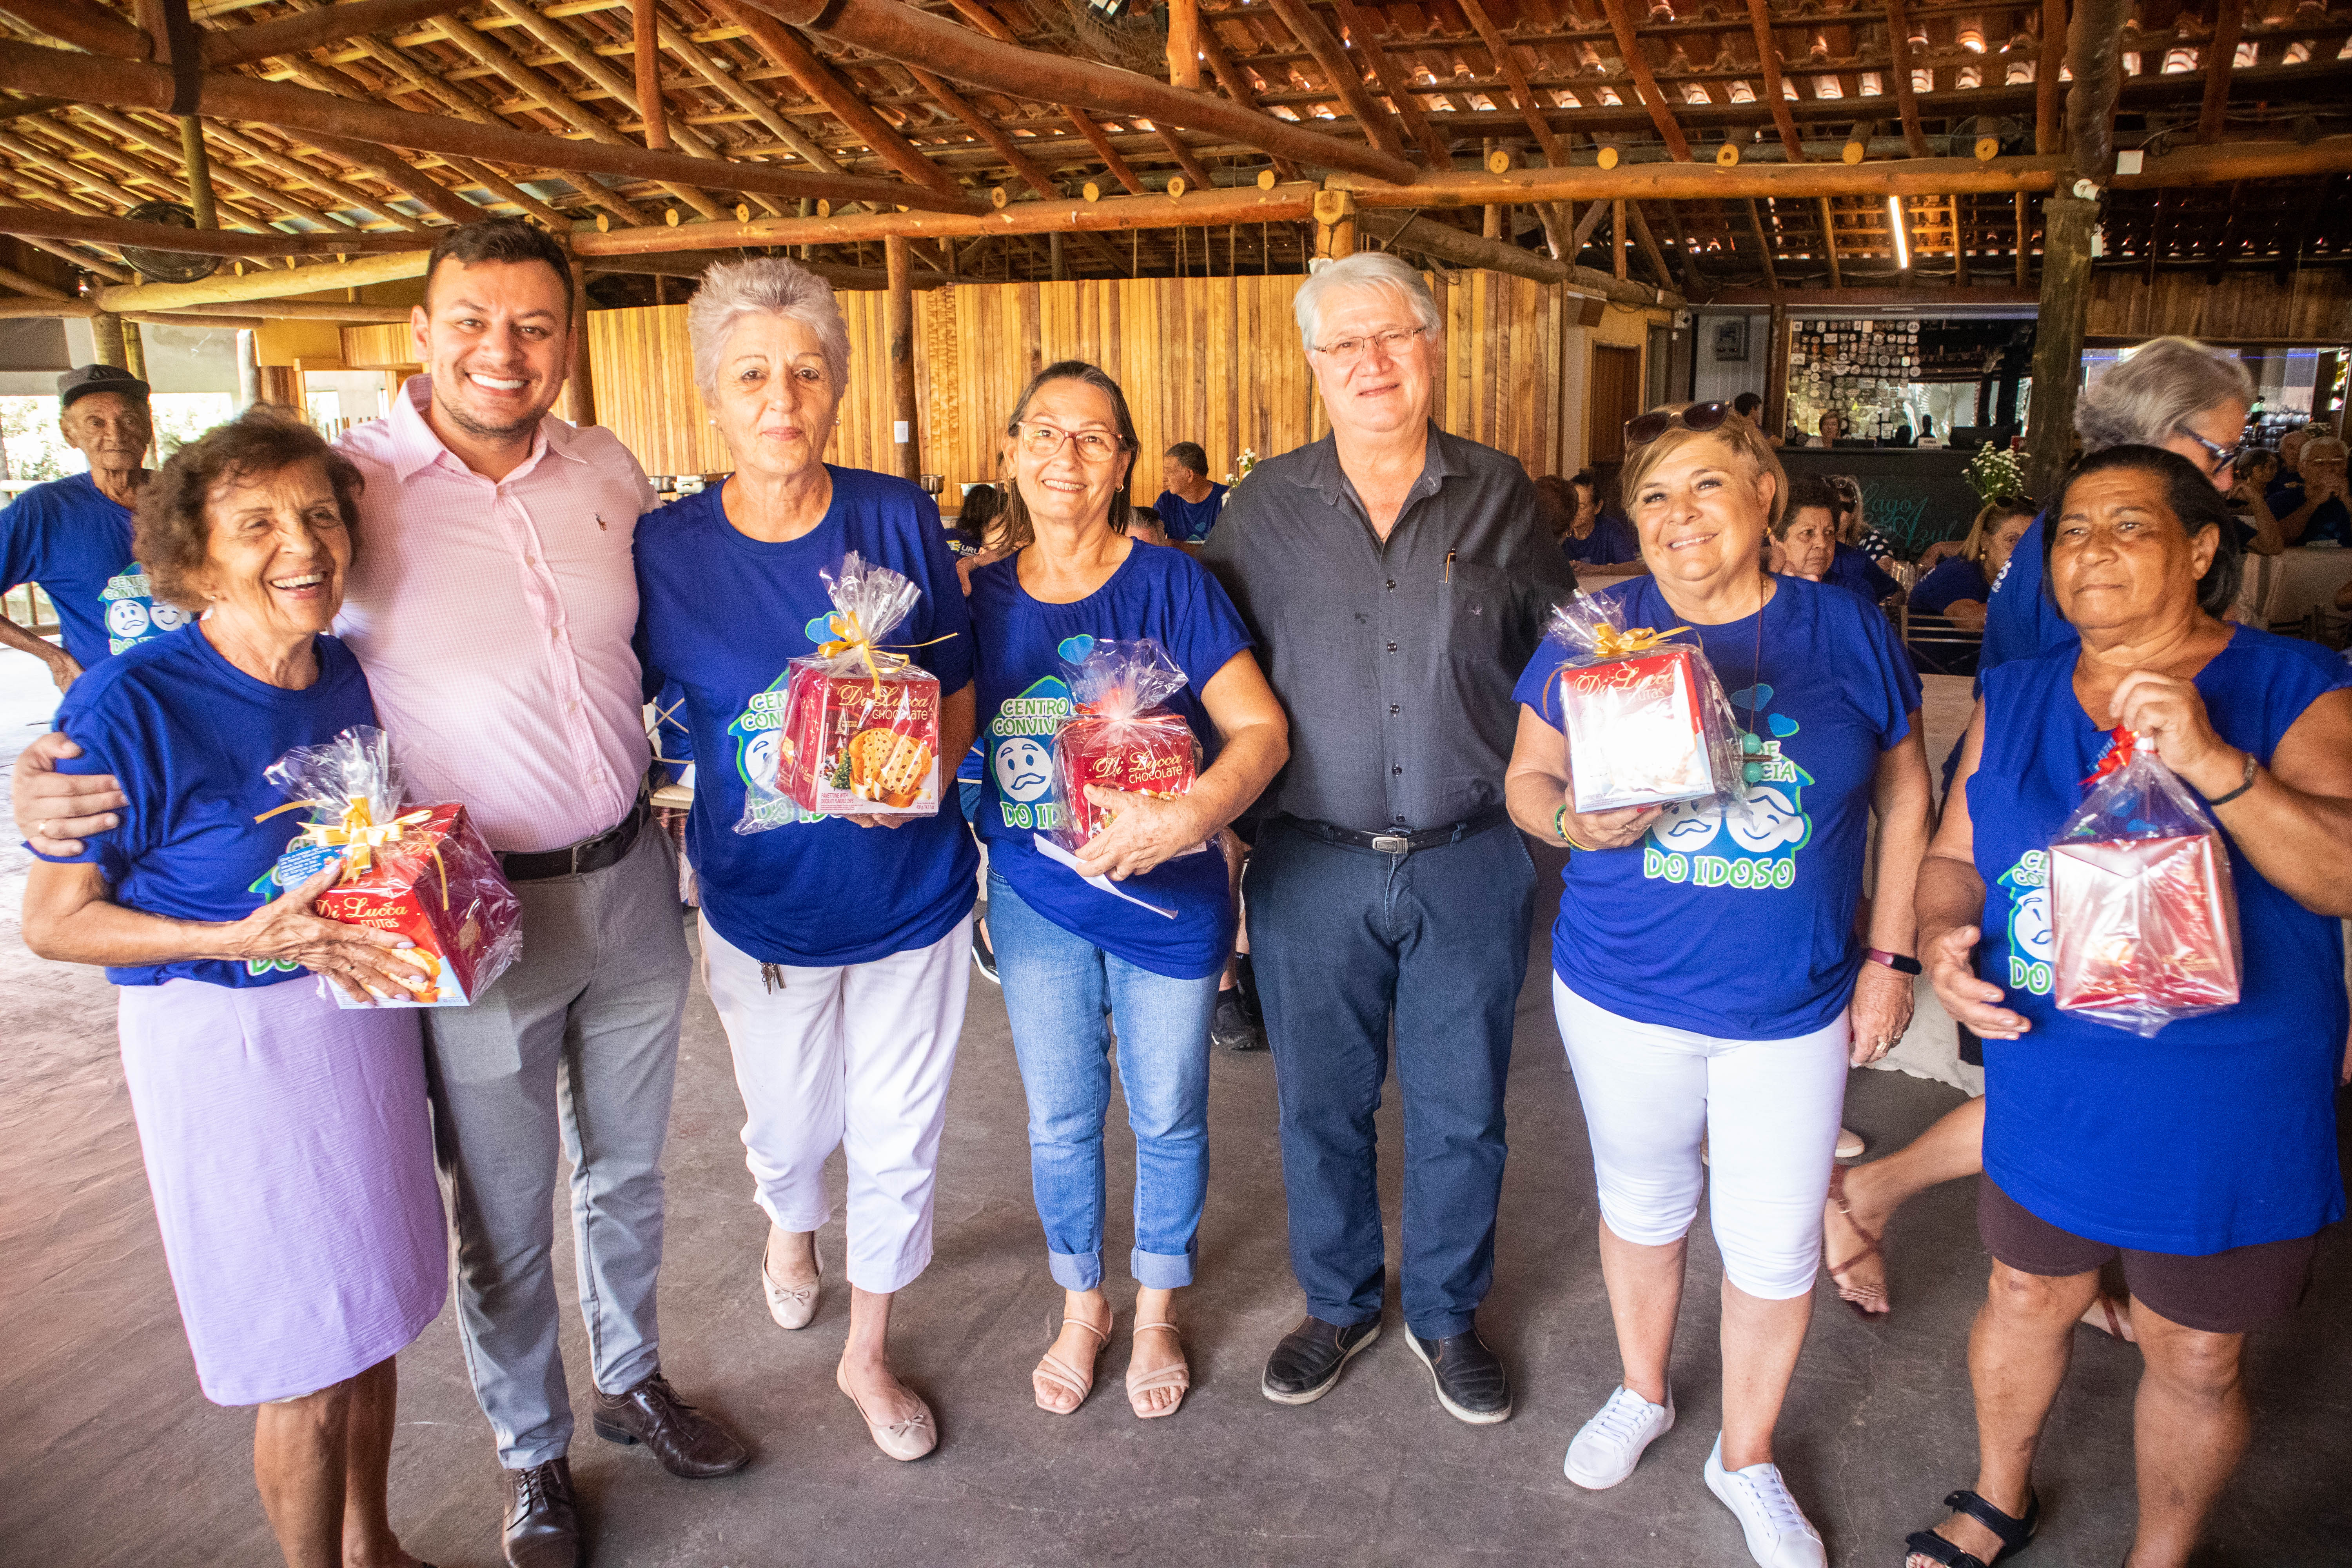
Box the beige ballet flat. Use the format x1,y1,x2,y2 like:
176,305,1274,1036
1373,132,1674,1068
835,1366,936,1462
760,1252,819,1331
1125,1321,1191,1420
1032,1315,1109,1416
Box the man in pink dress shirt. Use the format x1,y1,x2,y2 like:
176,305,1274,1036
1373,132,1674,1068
14,220,747,1568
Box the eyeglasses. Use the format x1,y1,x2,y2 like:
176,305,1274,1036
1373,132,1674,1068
1016,423,1125,463
1624,402,1733,451
2172,424,2243,478
1309,325,1428,367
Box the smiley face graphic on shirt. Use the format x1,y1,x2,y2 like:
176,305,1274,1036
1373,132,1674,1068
1997,851,2055,995
99,563,178,654
1639,691,1813,891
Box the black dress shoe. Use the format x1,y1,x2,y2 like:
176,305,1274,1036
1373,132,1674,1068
1211,987,1267,1051
1406,1328,1512,1425
591,1368,752,1478
501,1457,581,1568
1261,1314,1381,1405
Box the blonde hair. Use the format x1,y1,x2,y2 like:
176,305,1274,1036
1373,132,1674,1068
1958,495,2038,567
1618,405,1790,537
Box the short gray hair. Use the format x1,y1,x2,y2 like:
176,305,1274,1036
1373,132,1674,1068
686,256,851,402
1293,251,1442,353
2074,336,2254,453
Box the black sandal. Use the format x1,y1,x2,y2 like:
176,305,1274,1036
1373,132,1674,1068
1902,1487,2040,1568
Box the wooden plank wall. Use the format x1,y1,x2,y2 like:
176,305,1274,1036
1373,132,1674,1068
344,273,1576,490
2087,269,2352,344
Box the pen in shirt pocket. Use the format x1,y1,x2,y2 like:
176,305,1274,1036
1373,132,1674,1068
1445,549,1455,583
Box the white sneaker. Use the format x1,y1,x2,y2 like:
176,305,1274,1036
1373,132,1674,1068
1704,1434,1826,1568
1563,1383,1675,1489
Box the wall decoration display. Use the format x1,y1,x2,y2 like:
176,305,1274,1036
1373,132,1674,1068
1712,318,1749,363
1786,318,1924,439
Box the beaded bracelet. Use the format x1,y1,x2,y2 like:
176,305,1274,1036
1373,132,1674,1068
1554,802,1595,852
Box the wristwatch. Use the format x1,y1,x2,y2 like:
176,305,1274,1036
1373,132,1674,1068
1866,949,1922,976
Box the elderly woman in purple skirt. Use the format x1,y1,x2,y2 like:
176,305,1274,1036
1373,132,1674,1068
20,408,447,1568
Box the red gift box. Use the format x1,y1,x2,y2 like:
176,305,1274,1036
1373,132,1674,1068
2050,832,2242,1023
775,665,941,816
1558,645,1728,813
1051,710,1198,845
312,802,522,1009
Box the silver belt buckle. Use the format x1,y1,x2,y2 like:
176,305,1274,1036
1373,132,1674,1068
1370,833,1412,856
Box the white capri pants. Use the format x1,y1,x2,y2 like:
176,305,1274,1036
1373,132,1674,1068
699,911,973,1295
1552,975,1848,1300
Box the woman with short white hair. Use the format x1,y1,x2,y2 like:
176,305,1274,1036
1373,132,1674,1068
632,256,980,1461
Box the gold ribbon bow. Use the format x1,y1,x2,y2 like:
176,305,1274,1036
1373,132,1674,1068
816,610,959,695
1588,624,1693,659
257,799,450,910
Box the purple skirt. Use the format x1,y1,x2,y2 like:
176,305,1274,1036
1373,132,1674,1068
119,978,448,1406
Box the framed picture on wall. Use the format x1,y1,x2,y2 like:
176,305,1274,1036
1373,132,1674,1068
1713,318,1749,363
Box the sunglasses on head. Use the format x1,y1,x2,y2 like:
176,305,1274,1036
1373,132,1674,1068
1624,401,1733,451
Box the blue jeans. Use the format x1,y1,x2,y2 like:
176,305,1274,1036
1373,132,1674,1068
988,871,1218,1292
1245,816,1535,1341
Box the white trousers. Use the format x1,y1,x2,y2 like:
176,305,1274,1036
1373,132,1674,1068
699,912,972,1294
1552,975,1848,1300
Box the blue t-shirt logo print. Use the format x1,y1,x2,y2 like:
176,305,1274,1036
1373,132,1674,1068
1997,851,2054,995
989,675,1069,829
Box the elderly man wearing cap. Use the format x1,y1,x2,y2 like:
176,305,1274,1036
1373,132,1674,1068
0,364,176,692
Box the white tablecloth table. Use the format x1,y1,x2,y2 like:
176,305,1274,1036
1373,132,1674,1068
2256,547,2352,627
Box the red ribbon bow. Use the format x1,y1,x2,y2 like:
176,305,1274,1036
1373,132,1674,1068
2082,725,2142,787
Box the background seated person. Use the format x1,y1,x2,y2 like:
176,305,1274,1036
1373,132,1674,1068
1912,498,2036,634
1552,469,1643,570
1770,473,1840,584
1152,441,1227,546
2273,435,2349,545
1810,412,1845,448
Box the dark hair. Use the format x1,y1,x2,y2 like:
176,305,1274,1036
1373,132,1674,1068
1163,441,1209,478
2044,444,2243,619
135,406,363,610
955,482,1004,550
999,359,1139,550
1774,471,1842,538
423,217,573,317
1732,392,1762,417
1531,474,1573,536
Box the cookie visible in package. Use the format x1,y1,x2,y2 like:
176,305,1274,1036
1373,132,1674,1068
742,552,946,829
1540,592,1747,815
261,724,522,1009
1047,638,1205,856
2048,727,2242,1037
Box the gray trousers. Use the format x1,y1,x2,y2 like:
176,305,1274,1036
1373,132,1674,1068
421,825,691,1469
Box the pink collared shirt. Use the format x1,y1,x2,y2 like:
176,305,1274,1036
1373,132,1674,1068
336,377,656,854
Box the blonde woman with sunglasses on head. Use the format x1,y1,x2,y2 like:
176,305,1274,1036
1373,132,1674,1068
1504,401,1934,1568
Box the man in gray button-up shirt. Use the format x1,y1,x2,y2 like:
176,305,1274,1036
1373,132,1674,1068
1200,253,1577,1425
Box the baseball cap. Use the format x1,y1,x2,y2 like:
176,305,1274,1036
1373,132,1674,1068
57,363,151,410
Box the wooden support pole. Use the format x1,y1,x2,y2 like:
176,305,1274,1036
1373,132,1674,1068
884,234,916,481
1313,188,1356,262
1329,153,2087,206
119,315,145,384
2064,0,2131,182
566,253,595,428
2015,191,2031,285
2024,196,2097,499
742,0,1417,185
1167,0,1200,91
1818,196,1842,287
1459,0,1567,167
1613,199,1627,280
633,0,668,151
1745,198,1779,292
2198,1,2243,145
89,308,125,367
2036,0,2067,156
94,249,431,312
1625,201,1677,290
306,131,485,227
0,37,979,216
1763,299,1791,439
177,116,216,230
1190,10,1301,183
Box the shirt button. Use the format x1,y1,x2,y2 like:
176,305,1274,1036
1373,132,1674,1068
1392,765,1403,776
1386,579,1396,591
1389,704,1400,715
1386,641,1398,653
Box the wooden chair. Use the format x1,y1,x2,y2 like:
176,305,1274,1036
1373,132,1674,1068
1897,603,1986,678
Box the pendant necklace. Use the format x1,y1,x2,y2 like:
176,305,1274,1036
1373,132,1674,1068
1738,578,1768,786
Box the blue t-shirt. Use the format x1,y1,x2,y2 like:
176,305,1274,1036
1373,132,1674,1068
0,472,183,670
1560,511,1642,567
2270,473,2350,545
1824,541,1899,603
632,468,978,967
1515,575,1921,1038
1152,484,1228,545
969,541,1252,980
1980,511,2077,672
1969,626,2348,1253
32,624,377,989
1909,555,1990,614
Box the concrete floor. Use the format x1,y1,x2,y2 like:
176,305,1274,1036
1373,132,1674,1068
5,677,2352,1564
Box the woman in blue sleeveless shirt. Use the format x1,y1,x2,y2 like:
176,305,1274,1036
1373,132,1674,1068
1904,446,2352,1568
1507,405,1933,1568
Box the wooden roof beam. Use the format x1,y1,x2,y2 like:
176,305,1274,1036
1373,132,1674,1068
1599,0,1691,162
2035,0,2066,155
205,121,432,233
1356,208,1678,306
742,0,1417,184
441,154,575,229
1153,125,1215,193
0,200,416,255
0,37,981,214
1325,0,1448,167
1262,0,1401,158
0,0,145,60
1455,0,1564,166
1181,10,1299,181
1622,197,1676,287
908,67,1057,199
1881,0,1931,159
1818,196,1842,287
1063,108,1147,197
304,129,488,226
0,125,147,209
63,107,355,234
652,15,845,174
1744,196,1779,289
2198,0,2244,145
202,0,472,70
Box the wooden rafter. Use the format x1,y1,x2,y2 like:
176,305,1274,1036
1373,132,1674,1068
2198,0,2243,146
1818,195,1842,287
1324,0,1448,167
1881,0,1931,160
1598,0,1691,162
1262,0,1401,158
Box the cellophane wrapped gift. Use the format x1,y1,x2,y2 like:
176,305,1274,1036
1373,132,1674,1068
1048,638,1206,857
1543,592,1747,815
2049,728,2242,1037
746,552,942,829
264,725,522,1009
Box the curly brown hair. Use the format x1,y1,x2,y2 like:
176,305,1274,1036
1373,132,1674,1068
135,407,364,610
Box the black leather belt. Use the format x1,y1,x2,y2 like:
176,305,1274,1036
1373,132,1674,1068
1283,804,1511,858
499,801,649,883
